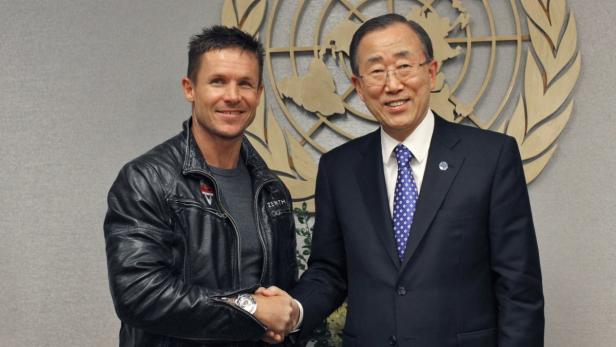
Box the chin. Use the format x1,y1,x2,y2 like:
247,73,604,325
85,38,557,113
217,130,245,140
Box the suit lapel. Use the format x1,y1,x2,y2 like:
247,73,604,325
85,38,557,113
400,117,465,271
355,130,400,269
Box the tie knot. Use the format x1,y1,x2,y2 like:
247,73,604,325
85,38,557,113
394,144,412,166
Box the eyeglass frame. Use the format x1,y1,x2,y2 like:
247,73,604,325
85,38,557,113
357,59,433,87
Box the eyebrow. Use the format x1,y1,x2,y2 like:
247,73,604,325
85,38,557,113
207,73,257,82
365,50,414,65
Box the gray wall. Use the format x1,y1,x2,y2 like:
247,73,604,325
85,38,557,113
0,1,613,346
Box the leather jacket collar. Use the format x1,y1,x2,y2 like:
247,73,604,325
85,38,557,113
180,118,277,185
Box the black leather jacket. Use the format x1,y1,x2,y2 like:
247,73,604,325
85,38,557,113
104,120,298,347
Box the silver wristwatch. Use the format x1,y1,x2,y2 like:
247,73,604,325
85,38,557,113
234,294,257,314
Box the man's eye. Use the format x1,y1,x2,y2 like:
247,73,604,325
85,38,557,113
239,81,255,89
210,79,224,85
369,69,385,75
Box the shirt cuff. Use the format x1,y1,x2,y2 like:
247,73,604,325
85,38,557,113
290,299,304,332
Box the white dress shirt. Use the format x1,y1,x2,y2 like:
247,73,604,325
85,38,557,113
381,109,435,217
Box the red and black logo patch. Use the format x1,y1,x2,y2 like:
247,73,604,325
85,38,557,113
199,182,214,205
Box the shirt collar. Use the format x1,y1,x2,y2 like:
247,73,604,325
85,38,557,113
381,109,435,166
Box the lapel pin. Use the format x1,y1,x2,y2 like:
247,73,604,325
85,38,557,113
439,161,448,171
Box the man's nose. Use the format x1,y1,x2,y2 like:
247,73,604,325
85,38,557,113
384,70,404,92
224,84,241,102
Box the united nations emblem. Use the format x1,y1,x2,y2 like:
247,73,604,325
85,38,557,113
221,0,580,213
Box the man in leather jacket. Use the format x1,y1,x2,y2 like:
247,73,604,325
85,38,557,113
104,26,300,347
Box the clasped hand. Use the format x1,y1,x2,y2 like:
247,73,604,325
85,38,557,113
252,286,300,344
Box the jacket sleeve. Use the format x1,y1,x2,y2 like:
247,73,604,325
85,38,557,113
103,159,266,342
289,154,348,339
489,137,544,346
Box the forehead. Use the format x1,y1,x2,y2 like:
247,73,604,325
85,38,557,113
198,48,259,77
357,23,424,63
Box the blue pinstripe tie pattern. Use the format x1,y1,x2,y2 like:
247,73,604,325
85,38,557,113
392,144,418,260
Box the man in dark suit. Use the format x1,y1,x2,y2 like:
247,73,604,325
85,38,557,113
261,13,544,346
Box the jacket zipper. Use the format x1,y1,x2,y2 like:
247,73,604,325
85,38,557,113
254,179,276,286
187,170,242,287
211,177,243,288
187,170,275,289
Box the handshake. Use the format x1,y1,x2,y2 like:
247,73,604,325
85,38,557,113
250,286,302,344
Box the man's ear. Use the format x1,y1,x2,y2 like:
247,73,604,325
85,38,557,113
427,60,438,90
181,77,195,103
351,75,366,102
257,83,264,101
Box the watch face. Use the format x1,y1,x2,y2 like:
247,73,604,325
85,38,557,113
236,294,256,314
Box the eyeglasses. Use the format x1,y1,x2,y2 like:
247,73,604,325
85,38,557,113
359,60,431,87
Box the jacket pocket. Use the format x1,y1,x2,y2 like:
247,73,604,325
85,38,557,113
168,197,226,218
457,327,496,347
167,197,235,288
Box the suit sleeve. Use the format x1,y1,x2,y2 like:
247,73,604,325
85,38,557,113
104,160,266,341
488,137,544,346
290,154,348,339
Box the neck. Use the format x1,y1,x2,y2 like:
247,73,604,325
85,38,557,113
386,128,414,143
192,129,243,169
384,110,430,142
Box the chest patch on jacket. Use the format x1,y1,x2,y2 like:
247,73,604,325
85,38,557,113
199,182,214,205
266,199,289,216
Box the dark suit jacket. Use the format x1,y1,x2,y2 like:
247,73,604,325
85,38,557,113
291,116,544,347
